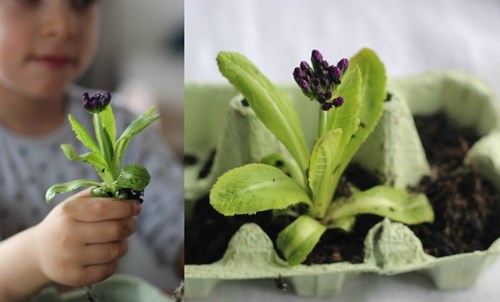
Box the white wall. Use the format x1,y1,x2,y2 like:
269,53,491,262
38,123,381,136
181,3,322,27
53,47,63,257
185,0,500,100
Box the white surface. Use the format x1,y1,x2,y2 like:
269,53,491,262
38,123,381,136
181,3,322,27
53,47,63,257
185,0,500,300
185,0,500,97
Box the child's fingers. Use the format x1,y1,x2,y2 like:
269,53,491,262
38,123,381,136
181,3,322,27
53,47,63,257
82,240,129,266
80,261,120,286
78,218,136,244
63,197,141,222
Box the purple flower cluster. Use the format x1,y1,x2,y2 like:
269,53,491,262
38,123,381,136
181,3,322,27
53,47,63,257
82,91,112,114
293,50,348,111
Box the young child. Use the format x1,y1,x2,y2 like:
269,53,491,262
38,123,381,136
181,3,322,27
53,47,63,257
0,1,183,300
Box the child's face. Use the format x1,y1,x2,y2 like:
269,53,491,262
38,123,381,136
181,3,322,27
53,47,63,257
0,0,100,101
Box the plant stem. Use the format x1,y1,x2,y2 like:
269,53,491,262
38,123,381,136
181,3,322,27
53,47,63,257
93,113,116,187
318,109,328,139
94,114,110,167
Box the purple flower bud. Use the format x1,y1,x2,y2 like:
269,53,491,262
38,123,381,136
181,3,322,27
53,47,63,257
311,49,323,63
311,77,320,89
316,87,328,103
320,76,329,87
311,49,324,72
324,91,332,100
293,67,304,83
317,95,326,103
314,86,324,95
328,66,342,83
294,50,349,109
332,96,344,107
300,61,311,71
337,58,349,72
299,79,310,91
301,62,314,78
82,91,112,114
322,102,333,111
321,60,329,70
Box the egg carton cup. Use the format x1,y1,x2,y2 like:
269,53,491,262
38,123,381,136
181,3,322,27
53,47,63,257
30,275,173,302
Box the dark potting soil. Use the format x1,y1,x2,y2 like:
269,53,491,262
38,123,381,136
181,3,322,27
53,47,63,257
409,113,500,257
185,113,500,265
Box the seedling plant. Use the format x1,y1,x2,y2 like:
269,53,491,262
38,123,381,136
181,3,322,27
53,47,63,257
46,91,159,204
210,48,435,265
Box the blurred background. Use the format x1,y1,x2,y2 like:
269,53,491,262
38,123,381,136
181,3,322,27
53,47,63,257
185,0,500,301
78,0,184,157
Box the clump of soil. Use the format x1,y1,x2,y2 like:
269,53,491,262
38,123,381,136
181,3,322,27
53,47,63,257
185,194,273,264
185,113,500,265
409,113,500,256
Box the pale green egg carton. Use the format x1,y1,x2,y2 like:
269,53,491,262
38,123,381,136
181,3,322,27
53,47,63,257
30,275,174,302
184,71,500,298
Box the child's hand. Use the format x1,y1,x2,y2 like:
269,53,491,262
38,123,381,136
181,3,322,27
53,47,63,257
33,189,140,287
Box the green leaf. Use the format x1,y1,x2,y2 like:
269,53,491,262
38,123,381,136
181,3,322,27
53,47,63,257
99,103,116,145
217,52,310,177
326,186,435,225
68,114,99,153
259,153,304,186
210,163,312,216
101,127,115,170
60,144,112,185
341,48,386,164
113,164,151,190
321,48,386,217
327,65,362,147
328,216,356,232
308,129,343,217
113,109,159,174
260,153,290,172
45,179,103,204
276,215,326,265
114,106,160,174
93,113,114,174
61,144,104,167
